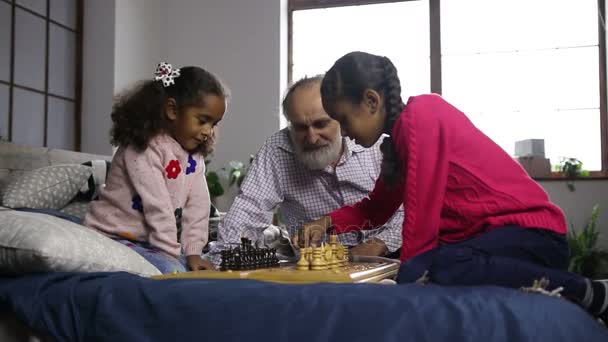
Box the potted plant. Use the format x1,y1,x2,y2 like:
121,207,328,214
556,157,589,191
205,155,254,211
568,204,608,278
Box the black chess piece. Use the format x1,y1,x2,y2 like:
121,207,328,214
271,248,279,267
256,249,264,269
219,250,228,271
225,249,235,271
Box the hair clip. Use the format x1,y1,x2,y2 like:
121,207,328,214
154,62,181,87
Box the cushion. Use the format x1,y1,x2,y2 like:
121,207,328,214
1,164,92,209
59,200,91,220
0,209,161,276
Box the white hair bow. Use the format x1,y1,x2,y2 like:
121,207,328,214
154,62,181,87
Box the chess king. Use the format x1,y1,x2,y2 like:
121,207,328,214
208,75,404,267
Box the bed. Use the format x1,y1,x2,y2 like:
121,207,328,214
1,272,608,342
0,142,607,341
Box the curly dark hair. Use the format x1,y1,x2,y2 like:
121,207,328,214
110,66,229,156
320,51,404,185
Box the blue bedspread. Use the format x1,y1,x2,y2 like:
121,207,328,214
0,272,606,342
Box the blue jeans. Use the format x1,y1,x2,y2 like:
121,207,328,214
114,239,188,274
397,226,587,301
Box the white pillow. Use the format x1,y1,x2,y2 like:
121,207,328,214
1,164,92,209
0,209,161,277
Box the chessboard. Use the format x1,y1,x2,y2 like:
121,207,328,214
154,235,399,284
153,256,399,284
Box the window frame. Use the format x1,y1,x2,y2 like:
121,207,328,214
288,0,608,178
1,0,84,150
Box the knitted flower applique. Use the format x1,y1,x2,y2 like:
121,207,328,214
166,160,182,179
186,155,197,175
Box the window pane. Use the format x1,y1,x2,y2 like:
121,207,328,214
441,0,601,170
292,1,430,101
0,1,11,82
0,84,8,140
47,96,74,149
49,24,75,98
12,87,44,147
50,0,76,29
14,8,45,90
443,47,599,112
461,108,601,171
442,0,598,55
15,0,46,16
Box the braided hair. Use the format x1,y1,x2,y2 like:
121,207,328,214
320,51,404,185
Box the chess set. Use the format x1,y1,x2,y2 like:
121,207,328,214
219,238,280,271
154,234,400,284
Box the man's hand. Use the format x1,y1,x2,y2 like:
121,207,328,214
293,216,332,248
186,255,215,271
349,238,388,257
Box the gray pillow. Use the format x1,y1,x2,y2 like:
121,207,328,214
60,200,91,220
1,164,92,209
0,209,161,276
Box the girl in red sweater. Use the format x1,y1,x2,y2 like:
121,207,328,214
298,51,607,321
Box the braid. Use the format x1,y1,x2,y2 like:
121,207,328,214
320,52,405,186
379,56,404,185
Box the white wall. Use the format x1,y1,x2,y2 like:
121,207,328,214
165,0,286,170
164,0,287,210
113,0,167,93
81,0,288,211
81,0,115,155
81,0,167,154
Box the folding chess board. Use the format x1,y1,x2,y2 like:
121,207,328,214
154,256,400,284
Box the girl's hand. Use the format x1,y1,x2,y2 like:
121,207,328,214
186,255,215,271
294,216,332,248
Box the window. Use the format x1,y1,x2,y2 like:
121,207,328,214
289,0,607,174
0,0,83,150
289,0,430,127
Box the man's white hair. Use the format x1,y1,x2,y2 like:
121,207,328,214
290,127,342,170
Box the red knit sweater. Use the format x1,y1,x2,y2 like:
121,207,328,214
329,94,567,262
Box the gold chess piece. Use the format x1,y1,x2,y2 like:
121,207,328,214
329,235,339,269
341,245,349,267
335,244,345,267
296,247,310,271
311,246,327,270
322,243,334,269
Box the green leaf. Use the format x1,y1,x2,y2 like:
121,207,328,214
206,171,224,198
568,204,604,276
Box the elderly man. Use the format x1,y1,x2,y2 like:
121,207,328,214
209,75,403,265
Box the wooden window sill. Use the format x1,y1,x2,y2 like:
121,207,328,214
533,171,608,181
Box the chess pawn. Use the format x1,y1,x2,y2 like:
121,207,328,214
329,236,339,269
307,244,314,264
296,247,310,270
341,245,349,266
310,247,327,270
322,243,335,269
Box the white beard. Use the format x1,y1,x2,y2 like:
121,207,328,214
290,129,343,170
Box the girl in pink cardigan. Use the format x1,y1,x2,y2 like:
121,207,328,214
298,51,607,322
85,62,228,273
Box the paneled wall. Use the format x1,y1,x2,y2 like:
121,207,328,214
0,0,82,150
